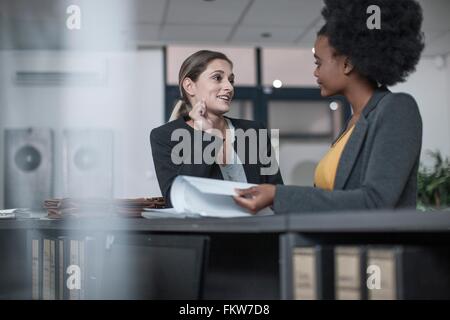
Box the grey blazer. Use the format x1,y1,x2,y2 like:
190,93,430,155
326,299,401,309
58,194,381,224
274,86,423,213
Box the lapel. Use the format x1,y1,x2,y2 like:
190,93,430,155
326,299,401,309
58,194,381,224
333,86,390,190
227,117,260,183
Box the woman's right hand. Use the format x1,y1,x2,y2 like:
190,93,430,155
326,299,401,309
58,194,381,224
233,184,276,214
188,98,226,163
189,98,216,133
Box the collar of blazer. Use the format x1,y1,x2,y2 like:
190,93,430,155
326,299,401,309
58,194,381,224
333,86,390,190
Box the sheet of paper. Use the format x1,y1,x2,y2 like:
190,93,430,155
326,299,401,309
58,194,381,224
169,175,275,218
141,208,197,218
181,175,256,196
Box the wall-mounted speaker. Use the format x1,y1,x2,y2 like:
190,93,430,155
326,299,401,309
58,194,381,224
62,129,113,199
4,128,53,210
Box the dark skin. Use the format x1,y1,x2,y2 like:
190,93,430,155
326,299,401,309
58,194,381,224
233,35,378,214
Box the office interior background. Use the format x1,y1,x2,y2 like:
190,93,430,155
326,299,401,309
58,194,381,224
0,0,449,207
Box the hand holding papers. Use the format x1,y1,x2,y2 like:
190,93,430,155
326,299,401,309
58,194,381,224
233,184,277,214
143,176,274,218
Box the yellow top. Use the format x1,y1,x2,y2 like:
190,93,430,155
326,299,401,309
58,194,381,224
314,125,355,190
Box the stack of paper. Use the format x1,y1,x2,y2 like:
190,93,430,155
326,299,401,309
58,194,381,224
142,175,273,219
0,208,46,219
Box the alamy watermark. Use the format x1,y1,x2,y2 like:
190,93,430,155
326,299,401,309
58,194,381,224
366,5,381,30
170,123,280,176
366,264,382,290
66,5,81,30
66,264,81,290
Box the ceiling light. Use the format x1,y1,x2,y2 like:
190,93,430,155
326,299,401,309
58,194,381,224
329,101,339,111
273,79,283,88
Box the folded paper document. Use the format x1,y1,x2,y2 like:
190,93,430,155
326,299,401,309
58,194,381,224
0,208,46,219
143,175,273,218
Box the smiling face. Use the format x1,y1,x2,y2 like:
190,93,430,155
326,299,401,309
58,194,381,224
313,35,349,97
184,59,234,115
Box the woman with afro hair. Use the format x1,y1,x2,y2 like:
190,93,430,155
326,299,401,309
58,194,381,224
234,0,425,214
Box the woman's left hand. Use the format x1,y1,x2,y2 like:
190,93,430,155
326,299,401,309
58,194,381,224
233,184,276,214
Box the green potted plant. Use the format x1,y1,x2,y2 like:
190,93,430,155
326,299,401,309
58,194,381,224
417,150,450,211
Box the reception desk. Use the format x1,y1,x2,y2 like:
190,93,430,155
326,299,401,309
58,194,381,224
1,210,449,300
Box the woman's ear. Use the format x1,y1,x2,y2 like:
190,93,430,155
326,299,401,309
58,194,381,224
343,57,354,75
182,77,196,97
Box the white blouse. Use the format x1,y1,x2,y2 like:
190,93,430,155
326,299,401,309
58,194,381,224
218,118,248,183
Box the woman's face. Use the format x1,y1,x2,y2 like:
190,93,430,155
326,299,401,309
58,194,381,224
313,35,348,97
188,59,234,115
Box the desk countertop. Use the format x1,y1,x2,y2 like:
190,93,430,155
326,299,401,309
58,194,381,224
1,209,450,233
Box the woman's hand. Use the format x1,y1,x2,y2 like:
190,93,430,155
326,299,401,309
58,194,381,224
233,184,276,214
189,97,229,164
189,98,220,136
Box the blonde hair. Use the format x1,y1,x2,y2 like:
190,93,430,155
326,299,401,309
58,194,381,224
168,50,233,122
169,100,190,122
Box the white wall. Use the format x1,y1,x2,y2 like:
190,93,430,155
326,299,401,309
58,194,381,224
391,53,450,167
279,142,331,186
0,49,164,208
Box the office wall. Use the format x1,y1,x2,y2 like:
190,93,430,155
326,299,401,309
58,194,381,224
1,49,448,207
0,49,164,208
392,53,450,167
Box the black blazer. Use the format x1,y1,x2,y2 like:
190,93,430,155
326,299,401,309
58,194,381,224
274,87,423,213
150,116,284,207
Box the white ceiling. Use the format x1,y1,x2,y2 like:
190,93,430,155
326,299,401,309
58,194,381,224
0,0,449,56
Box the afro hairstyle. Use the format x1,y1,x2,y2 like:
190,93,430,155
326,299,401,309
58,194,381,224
318,0,425,86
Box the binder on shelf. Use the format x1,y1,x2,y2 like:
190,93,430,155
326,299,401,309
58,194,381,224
63,234,102,300
58,236,65,300
29,231,42,300
292,246,334,300
27,230,101,300
42,238,55,300
68,239,80,300
84,236,101,299
334,246,367,300
367,246,450,300
28,231,61,300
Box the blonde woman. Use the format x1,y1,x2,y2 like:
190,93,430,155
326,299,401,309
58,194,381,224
150,50,283,207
